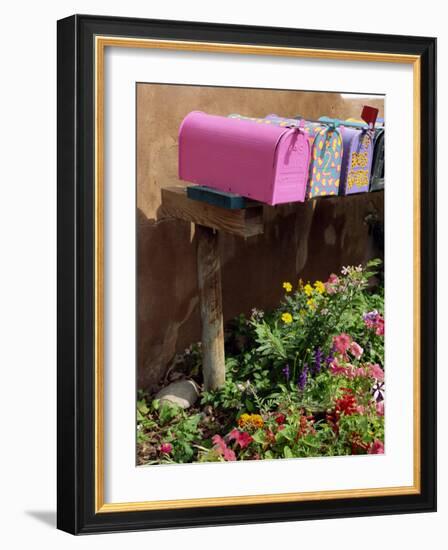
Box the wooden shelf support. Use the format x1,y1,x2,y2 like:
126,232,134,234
161,186,264,390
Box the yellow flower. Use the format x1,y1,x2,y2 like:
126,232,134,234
297,278,304,290
281,312,293,324
314,280,326,294
238,413,264,429
282,281,293,293
307,298,316,309
250,414,264,428
238,413,251,427
304,284,314,296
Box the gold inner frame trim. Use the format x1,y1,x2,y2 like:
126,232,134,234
94,35,421,514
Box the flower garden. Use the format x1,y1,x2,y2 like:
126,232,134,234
137,259,385,465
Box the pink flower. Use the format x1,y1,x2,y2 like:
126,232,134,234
228,429,253,449
349,341,363,359
160,442,173,454
368,363,385,381
344,364,356,379
356,405,366,414
212,434,227,453
212,434,237,461
329,357,349,376
329,357,358,378
223,448,236,461
376,401,385,416
333,333,352,355
363,311,385,336
325,273,340,294
375,317,385,336
368,439,385,454
353,366,368,378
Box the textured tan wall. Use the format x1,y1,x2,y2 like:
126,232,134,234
137,84,384,391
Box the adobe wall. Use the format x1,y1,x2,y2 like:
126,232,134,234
137,84,384,391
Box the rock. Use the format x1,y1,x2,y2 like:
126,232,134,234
155,380,200,409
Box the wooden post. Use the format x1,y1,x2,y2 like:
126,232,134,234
196,224,225,390
161,186,263,391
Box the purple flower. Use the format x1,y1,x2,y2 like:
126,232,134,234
363,310,379,323
313,348,323,375
298,364,308,391
372,380,385,402
282,364,290,382
324,344,336,368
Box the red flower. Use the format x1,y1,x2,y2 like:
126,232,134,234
265,429,276,443
350,433,370,455
228,429,253,449
369,439,385,454
160,442,173,454
277,424,285,431
326,410,340,434
297,415,308,438
275,414,286,425
335,389,358,416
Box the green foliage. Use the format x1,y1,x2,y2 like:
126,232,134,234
137,260,385,465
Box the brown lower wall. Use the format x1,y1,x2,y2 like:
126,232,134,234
137,84,384,391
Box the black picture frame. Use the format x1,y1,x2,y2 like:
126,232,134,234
57,14,436,535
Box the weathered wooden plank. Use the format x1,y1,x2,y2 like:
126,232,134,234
196,225,225,390
161,186,263,237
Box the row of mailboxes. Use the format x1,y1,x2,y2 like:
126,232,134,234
178,110,384,206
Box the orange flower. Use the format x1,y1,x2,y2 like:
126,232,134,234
238,413,264,429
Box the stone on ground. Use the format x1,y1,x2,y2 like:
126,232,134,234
155,380,200,409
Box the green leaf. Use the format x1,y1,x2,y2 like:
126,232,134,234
251,429,266,444
137,400,149,415
283,446,294,459
158,402,181,425
302,434,321,448
245,398,255,412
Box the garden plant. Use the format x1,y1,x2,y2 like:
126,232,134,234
137,259,385,465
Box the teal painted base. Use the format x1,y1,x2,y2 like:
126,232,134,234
186,185,248,209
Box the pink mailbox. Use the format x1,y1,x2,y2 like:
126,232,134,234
178,111,310,205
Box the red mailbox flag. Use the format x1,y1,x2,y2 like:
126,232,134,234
361,105,379,128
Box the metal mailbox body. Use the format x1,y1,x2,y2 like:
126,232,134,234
179,112,310,205
228,113,344,200
338,126,375,195
370,127,385,191
263,115,344,199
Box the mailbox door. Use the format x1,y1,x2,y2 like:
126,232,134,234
307,126,343,199
272,130,310,204
340,129,373,195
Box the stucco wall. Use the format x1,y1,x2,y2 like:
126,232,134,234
137,84,384,391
